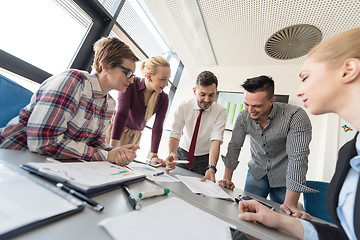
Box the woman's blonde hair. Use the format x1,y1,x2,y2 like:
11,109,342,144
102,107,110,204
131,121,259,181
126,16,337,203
92,37,139,73
308,27,360,67
140,56,170,121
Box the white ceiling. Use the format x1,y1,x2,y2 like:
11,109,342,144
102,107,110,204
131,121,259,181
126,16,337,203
144,0,360,72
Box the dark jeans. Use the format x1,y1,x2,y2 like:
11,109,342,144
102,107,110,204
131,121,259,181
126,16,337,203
176,147,209,175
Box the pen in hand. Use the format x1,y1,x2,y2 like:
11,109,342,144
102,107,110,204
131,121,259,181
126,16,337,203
172,160,189,164
123,185,141,210
56,183,104,212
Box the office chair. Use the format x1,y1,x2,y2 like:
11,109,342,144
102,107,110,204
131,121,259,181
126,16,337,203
303,180,334,224
0,74,33,128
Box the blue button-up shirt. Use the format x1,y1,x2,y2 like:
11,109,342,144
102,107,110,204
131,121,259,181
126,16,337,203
300,133,360,239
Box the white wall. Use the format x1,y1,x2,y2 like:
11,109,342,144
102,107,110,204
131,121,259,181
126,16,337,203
157,64,340,190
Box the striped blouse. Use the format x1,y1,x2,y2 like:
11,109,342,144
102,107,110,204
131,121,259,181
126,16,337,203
0,70,115,161
222,102,315,193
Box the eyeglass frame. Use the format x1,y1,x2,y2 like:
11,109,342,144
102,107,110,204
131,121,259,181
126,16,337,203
113,63,135,79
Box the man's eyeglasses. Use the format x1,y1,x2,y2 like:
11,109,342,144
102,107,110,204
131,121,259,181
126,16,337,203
114,64,135,79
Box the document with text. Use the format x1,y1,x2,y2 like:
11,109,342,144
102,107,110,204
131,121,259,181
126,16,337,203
176,175,233,200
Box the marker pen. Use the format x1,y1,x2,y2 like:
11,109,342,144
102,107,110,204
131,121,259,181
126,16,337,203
139,188,170,200
56,183,104,212
123,185,141,210
153,171,164,176
172,160,189,164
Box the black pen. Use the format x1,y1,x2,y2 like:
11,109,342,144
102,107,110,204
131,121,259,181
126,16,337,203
123,185,141,210
56,183,104,212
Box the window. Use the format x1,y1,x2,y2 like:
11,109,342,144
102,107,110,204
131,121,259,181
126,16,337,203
1,0,183,158
0,0,92,75
117,0,170,57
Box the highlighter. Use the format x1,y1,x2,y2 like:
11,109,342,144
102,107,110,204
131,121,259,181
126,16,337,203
139,188,170,200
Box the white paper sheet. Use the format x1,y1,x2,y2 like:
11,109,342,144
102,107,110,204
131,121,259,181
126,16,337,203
128,162,180,182
176,175,232,200
99,197,234,240
145,173,181,182
0,163,80,236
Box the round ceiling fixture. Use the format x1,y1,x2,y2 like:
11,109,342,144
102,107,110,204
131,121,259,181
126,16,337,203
265,24,322,60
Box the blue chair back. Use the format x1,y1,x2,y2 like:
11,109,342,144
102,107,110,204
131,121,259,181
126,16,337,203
303,180,334,224
0,74,33,128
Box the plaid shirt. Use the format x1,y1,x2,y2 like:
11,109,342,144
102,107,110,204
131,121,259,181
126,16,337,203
0,70,115,161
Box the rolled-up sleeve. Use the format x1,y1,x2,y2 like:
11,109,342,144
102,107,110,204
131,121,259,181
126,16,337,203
210,108,227,142
222,113,247,170
286,108,316,193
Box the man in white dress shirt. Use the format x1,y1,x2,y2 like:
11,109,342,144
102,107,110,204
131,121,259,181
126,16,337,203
165,71,227,182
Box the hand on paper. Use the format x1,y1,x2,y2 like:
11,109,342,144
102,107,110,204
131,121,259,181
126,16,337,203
280,202,311,220
218,179,235,190
201,168,216,183
107,144,139,166
165,153,177,171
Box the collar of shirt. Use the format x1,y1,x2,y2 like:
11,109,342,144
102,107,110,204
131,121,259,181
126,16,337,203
192,98,212,112
247,102,280,125
90,73,108,99
267,102,281,120
350,133,360,172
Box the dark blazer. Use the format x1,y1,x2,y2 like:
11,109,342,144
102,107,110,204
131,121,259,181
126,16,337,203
311,133,360,240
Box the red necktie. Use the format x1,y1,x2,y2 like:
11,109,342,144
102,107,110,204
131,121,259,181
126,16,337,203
187,109,204,168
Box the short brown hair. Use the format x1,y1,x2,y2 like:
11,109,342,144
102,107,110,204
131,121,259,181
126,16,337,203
196,71,218,88
92,37,139,73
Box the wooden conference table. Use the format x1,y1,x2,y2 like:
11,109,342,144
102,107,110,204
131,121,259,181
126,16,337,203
0,149,331,240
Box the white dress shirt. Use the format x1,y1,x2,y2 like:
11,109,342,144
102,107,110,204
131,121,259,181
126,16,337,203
169,98,227,156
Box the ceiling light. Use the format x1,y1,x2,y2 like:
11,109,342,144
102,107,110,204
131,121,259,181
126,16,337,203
177,0,217,66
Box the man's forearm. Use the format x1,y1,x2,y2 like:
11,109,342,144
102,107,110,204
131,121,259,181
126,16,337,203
223,167,234,181
284,189,301,206
208,140,221,166
278,215,304,239
168,137,179,154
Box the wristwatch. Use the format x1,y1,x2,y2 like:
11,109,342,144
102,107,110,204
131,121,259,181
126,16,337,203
207,165,217,173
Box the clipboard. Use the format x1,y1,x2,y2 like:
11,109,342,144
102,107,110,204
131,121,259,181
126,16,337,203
21,161,146,197
0,164,84,239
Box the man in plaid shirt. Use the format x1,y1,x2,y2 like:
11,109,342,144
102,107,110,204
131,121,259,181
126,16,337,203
0,38,140,166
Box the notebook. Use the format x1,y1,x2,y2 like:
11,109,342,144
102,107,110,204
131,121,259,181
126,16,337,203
21,161,146,197
0,163,84,239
